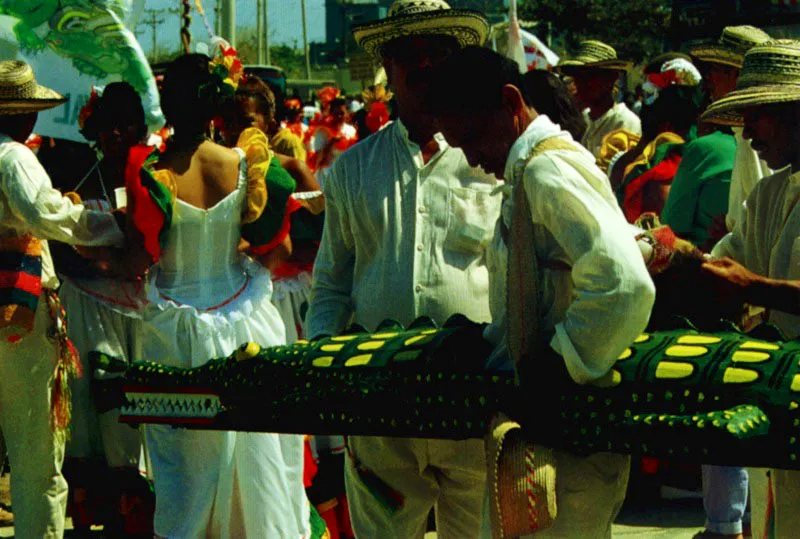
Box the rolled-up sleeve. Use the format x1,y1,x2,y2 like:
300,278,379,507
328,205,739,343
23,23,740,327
526,154,655,384
1,144,123,246
305,162,356,338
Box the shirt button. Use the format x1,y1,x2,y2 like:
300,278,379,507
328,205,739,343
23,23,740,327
415,284,422,293
418,206,427,214
417,244,424,252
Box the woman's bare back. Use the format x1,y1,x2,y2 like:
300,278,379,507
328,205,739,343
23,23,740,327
156,140,241,209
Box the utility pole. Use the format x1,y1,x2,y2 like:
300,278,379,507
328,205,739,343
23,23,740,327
257,0,264,63
137,9,167,63
300,0,312,79
220,0,236,47
265,0,271,65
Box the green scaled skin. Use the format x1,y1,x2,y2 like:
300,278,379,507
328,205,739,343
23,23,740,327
120,316,800,470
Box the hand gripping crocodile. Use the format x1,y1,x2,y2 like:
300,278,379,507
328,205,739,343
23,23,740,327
116,314,800,471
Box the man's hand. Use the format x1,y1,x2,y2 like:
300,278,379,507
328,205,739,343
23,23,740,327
701,257,763,307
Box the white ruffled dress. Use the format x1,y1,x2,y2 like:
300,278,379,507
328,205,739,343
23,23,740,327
141,149,310,538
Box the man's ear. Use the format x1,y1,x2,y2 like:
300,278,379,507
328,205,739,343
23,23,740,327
500,84,525,115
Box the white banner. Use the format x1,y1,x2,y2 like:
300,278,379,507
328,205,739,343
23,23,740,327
520,28,559,71
0,1,163,142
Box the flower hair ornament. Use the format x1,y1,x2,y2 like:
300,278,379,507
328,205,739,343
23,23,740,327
77,86,103,140
362,84,393,134
200,37,245,105
643,58,702,105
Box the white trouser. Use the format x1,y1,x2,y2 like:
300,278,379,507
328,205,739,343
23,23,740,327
0,300,68,538
345,436,486,539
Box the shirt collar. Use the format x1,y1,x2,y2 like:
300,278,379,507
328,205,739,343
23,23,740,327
503,114,568,181
395,118,449,169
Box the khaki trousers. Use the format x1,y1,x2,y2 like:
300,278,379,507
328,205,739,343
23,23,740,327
749,467,800,539
0,300,68,538
345,436,486,538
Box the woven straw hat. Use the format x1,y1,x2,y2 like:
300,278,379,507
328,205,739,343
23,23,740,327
557,40,633,72
702,39,800,125
352,0,489,60
0,61,66,115
690,25,771,69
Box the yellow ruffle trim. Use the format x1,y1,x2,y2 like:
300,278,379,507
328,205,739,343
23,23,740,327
597,129,641,173
622,131,685,180
236,127,272,224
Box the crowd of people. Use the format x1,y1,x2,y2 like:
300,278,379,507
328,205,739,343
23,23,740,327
1,0,800,537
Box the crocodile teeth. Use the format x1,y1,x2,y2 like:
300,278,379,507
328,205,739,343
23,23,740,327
121,392,223,419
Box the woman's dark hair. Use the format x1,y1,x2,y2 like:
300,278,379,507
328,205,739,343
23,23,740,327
236,75,276,121
329,96,347,111
640,85,701,140
160,53,218,134
81,81,146,143
522,70,587,142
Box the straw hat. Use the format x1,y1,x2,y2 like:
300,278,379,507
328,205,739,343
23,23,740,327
557,40,633,72
702,39,800,126
0,61,66,115
689,25,771,69
352,0,489,60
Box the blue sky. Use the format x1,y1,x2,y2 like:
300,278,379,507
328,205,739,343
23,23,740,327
137,0,327,55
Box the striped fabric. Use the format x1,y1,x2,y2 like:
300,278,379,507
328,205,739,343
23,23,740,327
0,234,42,336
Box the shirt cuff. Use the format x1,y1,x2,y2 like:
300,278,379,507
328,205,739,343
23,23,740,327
549,322,592,385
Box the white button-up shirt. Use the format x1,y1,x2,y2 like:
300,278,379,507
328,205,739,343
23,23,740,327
306,120,502,337
0,134,123,288
713,167,800,338
581,102,642,159
485,115,655,384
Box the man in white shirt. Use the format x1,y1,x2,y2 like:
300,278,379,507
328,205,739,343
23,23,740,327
558,40,641,159
0,61,124,538
431,47,655,537
701,38,800,539
306,1,501,536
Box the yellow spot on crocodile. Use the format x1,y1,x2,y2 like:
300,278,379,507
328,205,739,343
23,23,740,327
634,334,650,343
321,344,345,352
678,335,721,345
295,340,309,345
421,329,438,335
345,354,373,367
655,361,695,379
732,350,771,363
740,340,780,351
357,340,386,351
404,335,428,346
791,402,799,411
665,345,708,358
617,348,632,360
791,375,800,392
372,332,398,339
590,370,622,388
723,368,760,384
331,335,358,342
312,356,335,367
393,350,421,362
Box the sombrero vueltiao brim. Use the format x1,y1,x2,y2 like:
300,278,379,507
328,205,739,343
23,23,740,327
557,56,633,73
689,43,745,69
0,85,66,115
353,9,489,60
701,84,800,125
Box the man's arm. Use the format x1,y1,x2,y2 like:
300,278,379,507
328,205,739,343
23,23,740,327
305,163,356,338
1,144,123,246
526,154,656,384
702,257,800,315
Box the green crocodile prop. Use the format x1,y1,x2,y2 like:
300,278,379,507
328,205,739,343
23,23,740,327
117,315,800,470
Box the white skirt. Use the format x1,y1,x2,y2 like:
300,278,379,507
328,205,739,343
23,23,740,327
141,256,310,538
